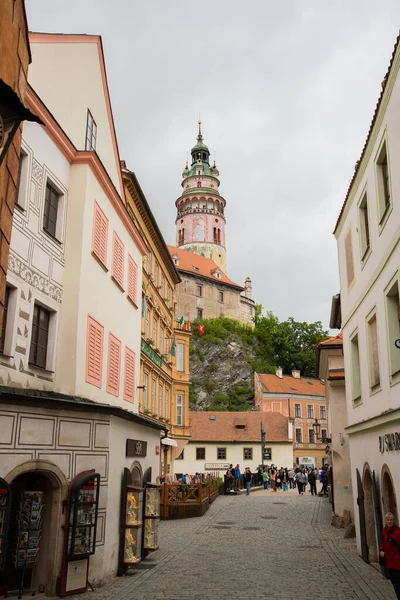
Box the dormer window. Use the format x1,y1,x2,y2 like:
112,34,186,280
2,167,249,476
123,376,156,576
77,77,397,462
197,181,202,187
85,110,97,151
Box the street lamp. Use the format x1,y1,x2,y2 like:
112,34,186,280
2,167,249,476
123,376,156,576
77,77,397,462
312,418,321,440
260,422,266,468
0,79,43,167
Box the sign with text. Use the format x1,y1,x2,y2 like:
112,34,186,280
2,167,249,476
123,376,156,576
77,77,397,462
379,432,400,453
141,339,162,368
126,439,147,458
263,448,272,460
205,463,230,470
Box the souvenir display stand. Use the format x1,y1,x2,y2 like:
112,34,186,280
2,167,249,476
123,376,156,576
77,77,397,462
122,486,143,565
0,479,12,573
59,471,100,597
6,491,44,598
143,483,160,551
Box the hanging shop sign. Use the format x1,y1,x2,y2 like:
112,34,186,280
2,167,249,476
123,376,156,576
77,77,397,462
141,339,162,368
263,448,272,460
379,432,400,453
204,463,230,470
126,439,147,458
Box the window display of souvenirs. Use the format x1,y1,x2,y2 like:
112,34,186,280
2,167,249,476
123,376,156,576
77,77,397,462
124,527,141,564
67,475,100,559
143,518,158,550
145,487,160,518
125,491,142,526
123,487,143,565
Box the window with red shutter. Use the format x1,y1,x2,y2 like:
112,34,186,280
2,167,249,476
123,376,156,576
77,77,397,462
86,315,104,387
124,346,136,403
128,255,138,306
112,231,124,289
92,202,108,267
107,333,121,396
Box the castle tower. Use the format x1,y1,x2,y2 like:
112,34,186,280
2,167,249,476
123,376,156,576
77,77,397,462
175,121,227,272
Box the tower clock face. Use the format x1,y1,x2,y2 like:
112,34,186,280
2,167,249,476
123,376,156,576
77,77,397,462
0,114,4,149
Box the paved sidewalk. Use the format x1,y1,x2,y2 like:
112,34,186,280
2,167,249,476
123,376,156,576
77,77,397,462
75,491,394,600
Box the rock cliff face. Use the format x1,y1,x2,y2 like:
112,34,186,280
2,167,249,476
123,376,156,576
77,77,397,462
189,335,259,411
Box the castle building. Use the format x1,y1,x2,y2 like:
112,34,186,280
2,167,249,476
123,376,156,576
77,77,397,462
171,123,255,326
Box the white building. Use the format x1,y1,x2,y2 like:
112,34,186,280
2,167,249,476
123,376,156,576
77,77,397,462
333,35,400,565
175,411,293,476
0,34,164,595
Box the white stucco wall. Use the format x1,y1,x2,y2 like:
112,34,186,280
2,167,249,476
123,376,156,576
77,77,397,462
29,39,122,196
174,441,293,475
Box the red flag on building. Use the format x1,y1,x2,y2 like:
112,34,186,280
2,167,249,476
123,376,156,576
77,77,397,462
197,323,205,336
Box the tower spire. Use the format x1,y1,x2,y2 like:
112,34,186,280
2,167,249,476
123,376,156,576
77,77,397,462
198,118,202,140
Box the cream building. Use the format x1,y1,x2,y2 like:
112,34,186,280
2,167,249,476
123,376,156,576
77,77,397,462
333,35,400,565
174,411,293,476
0,34,165,595
317,332,353,523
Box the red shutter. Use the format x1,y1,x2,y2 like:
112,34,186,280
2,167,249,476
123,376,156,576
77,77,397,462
127,255,138,306
112,231,124,289
107,333,121,396
86,315,104,387
92,202,108,266
123,346,136,403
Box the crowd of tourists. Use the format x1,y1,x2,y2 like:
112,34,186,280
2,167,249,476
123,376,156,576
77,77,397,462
225,463,331,496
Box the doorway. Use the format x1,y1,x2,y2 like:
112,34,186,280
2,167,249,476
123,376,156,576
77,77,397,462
363,468,378,563
381,465,398,521
2,461,67,597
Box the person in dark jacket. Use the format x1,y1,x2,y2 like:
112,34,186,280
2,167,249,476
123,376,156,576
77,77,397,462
308,469,317,495
380,512,400,599
244,467,252,496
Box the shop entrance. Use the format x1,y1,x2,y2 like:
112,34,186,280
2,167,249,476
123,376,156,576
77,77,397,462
382,465,398,521
363,468,378,563
1,461,67,597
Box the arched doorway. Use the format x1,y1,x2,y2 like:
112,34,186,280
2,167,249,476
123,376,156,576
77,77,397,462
130,461,143,487
381,464,398,521
3,460,68,596
363,466,378,563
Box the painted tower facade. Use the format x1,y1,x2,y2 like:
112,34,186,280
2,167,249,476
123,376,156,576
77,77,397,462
175,122,227,272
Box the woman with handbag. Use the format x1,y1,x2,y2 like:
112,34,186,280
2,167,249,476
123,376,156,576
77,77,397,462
380,512,400,599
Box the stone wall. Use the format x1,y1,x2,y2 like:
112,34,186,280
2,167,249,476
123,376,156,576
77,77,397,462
0,0,30,334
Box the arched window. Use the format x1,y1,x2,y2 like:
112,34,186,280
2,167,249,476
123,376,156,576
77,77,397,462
197,181,202,187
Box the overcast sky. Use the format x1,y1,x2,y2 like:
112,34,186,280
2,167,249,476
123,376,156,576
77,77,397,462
26,1,400,330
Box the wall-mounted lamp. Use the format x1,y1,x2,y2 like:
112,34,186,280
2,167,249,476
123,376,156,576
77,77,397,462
137,385,146,391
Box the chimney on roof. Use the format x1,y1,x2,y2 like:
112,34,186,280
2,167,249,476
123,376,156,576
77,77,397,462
276,367,283,379
244,277,252,299
292,370,300,379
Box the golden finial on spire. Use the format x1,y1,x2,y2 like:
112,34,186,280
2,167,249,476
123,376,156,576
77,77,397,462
198,114,202,139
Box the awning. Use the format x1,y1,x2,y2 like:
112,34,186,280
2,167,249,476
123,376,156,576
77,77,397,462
161,437,178,447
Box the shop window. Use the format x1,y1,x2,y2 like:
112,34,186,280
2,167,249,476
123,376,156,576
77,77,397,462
112,231,125,289
106,333,121,397
243,448,253,460
320,406,326,420
85,109,97,151
294,404,301,418
128,255,138,306
307,405,314,419
350,330,361,401
217,447,226,460
367,313,380,389
86,315,104,387
123,346,135,403
196,447,205,460
29,304,51,369
296,428,302,443
345,229,354,287
385,277,400,380
176,393,183,425
92,202,108,267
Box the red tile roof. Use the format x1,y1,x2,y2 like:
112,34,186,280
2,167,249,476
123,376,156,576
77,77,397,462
167,245,243,290
258,373,325,397
334,34,400,234
319,332,343,347
189,411,290,442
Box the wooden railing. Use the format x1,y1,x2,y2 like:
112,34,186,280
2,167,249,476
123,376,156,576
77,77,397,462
160,482,222,519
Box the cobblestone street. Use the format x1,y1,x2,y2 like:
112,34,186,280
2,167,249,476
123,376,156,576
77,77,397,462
78,491,394,600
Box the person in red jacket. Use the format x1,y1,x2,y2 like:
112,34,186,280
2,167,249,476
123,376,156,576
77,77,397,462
380,512,400,599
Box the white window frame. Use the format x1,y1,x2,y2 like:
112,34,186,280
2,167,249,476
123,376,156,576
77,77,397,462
27,291,59,373
143,373,148,409
176,393,183,426
85,109,97,151
294,403,301,418
374,131,393,232
165,388,169,419
295,428,302,443
158,384,163,417
0,281,20,357
151,378,156,414
320,406,326,420
349,328,361,403
385,272,400,384
366,308,381,392
357,186,371,266
42,170,67,246
307,405,314,419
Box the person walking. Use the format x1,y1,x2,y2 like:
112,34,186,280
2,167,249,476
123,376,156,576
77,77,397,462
270,468,276,492
308,469,317,495
244,467,252,496
380,512,400,599
257,466,263,487
288,468,295,489
295,469,304,495
262,469,269,490
234,463,241,491
282,468,289,493
226,465,234,492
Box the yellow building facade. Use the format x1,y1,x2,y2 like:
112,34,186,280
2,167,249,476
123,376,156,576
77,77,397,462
122,165,191,478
